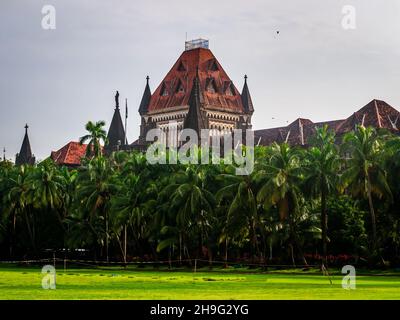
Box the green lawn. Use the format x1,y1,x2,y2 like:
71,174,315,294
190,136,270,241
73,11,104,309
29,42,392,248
0,265,399,300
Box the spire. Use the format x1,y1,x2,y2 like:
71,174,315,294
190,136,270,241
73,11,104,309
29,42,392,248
2,147,5,162
124,98,128,145
138,76,151,115
115,90,120,109
241,75,254,114
183,68,206,135
15,124,35,165
106,92,127,153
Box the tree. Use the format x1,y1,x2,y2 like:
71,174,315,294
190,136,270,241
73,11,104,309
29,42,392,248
163,166,215,263
341,126,392,254
111,172,148,264
3,166,36,252
216,165,259,263
26,159,65,222
76,156,117,261
255,143,307,265
303,126,340,263
79,120,108,158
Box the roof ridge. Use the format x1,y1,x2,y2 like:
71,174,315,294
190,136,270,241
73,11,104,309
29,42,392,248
374,100,382,128
64,141,73,163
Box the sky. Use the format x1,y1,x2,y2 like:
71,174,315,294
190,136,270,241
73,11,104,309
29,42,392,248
1,0,400,160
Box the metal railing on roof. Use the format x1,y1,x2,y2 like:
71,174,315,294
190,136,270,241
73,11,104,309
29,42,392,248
185,38,209,51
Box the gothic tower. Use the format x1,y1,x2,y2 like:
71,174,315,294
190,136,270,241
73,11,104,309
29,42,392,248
105,91,127,154
134,39,254,147
15,124,35,165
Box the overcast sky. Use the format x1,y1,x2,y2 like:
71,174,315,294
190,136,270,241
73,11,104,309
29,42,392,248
1,0,399,160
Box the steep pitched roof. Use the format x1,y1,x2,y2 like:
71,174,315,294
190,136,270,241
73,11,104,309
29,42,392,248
254,99,400,147
147,48,245,113
16,124,35,165
106,93,127,151
254,118,314,146
138,76,152,115
50,141,87,166
183,69,207,135
241,75,254,113
336,99,400,134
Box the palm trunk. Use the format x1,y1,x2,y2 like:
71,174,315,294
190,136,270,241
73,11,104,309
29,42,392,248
321,183,328,264
179,233,182,264
105,211,109,263
269,238,273,261
289,244,296,267
123,224,127,264
224,238,228,268
366,174,377,252
250,221,258,263
208,244,213,269
10,212,17,257
288,195,307,266
24,209,35,252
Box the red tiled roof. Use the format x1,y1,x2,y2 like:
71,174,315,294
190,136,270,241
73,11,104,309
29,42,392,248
336,99,400,134
50,141,87,166
147,48,245,113
254,99,400,146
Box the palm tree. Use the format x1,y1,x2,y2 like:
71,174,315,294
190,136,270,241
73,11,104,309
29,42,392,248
111,173,147,264
76,156,117,261
385,136,400,195
341,126,392,253
80,120,107,158
163,166,215,262
255,143,307,265
303,126,340,263
26,160,66,223
58,166,78,221
216,165,259,264
4,166,36,251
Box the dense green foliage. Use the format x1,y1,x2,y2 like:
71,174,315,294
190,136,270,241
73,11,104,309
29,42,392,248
1,125,399,267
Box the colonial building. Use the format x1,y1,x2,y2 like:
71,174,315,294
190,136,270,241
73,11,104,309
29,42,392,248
46,39,400,167
254,99,400,147
134,39,254,148
15,124,35,165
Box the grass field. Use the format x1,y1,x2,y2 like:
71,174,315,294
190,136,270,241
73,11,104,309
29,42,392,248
0,265,400,300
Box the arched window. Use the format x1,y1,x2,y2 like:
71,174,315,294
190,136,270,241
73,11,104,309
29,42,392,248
160,83,168,96
209,59,219,71
226,84,234,96
206,78,217,94
176,80,185,93
177,61,186,72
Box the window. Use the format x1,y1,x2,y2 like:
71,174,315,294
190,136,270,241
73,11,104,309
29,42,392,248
224,82,235,96
176,80,185,93
209,60,219,71
160,83,168,96
177,61,186,72
226,85,234,96
206,78,217,93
